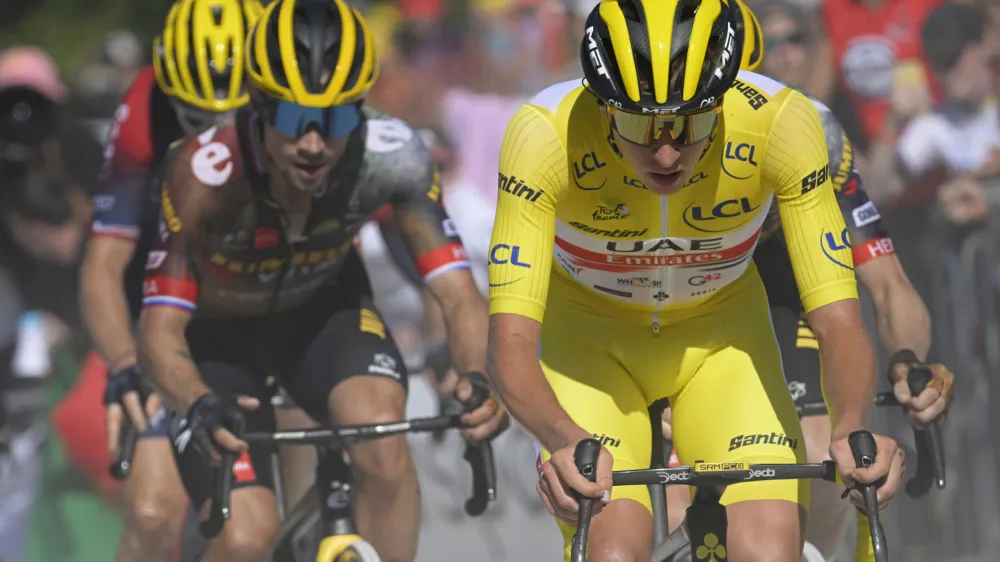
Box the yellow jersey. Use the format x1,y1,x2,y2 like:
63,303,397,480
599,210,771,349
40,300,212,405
489,71,858,325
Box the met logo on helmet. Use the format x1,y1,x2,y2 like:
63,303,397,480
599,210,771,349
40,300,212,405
586,27,610,81
714,23,737,81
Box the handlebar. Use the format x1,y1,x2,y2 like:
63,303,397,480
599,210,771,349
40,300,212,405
570,439,601,562
199,372,498,539
109,415,137,481
571,432,890,562
901,367,946,496
795,383,946,499
460,372,497,515
849,430,888,562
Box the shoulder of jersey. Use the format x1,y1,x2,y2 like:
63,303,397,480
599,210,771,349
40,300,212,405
184,123,244,187
518,79,597,148
359,106,435,191
527,80,586,116
723,71,795,126
361,106,423,155
109,66,158,165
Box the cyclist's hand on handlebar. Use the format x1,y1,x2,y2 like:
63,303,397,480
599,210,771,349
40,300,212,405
830,432,905,511
890,360,955,425
537,437,613,525
455,376,510,442
104,364,148,456
185,393,258,462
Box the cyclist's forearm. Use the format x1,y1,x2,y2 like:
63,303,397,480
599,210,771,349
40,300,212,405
138,318,208,413
420,288,448,345
440,291,488,374
487,324,585,451
81,256,137,372
811,304,877,437
857,259,930,360
873,288,930,360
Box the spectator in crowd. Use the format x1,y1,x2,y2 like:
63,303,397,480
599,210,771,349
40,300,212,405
822,0,941,151
757,0,835,99
756,0,818,93
0,46,102,337
896,2,999,226
0,44,103,562
73,30,144,118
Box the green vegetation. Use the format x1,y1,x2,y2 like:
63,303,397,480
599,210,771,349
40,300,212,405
0,0,174,73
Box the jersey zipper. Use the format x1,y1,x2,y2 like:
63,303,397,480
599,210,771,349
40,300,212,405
651,195,670,335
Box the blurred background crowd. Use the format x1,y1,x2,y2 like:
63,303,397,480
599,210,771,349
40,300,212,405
3,0,1000,560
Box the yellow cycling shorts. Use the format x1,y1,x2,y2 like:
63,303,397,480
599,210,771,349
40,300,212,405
536,267,808,557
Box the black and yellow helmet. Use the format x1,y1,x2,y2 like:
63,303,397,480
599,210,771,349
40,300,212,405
581,0,744,114
734,0,764,73
153,0,263,112
245,0,378,108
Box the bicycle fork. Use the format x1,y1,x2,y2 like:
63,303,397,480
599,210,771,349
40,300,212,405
315,446,366,561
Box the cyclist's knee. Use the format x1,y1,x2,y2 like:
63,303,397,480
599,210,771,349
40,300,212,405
349,430,415,488
124,497,184,540
725,500,804,562
210,488,278,562
585,499,652,562
123,482,186,539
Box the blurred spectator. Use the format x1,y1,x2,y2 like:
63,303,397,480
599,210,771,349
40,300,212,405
822,0,941,150
0,46,103,341
756,0,835,99
896,2,998,225
0,44,104,562
73,30,143,118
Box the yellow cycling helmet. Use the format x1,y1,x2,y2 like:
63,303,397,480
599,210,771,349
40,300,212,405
581,0,744,115
246,0,378,107
153,0,263,112
734,0,764,73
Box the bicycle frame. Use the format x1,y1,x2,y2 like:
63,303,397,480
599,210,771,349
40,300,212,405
198,374,498,561
270,443,359,561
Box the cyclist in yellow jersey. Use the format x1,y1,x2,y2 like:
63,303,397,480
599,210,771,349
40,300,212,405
486,0,906,560
655,3,955,561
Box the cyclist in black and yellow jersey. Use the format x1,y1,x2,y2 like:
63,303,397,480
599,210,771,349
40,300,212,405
658,3,956,560
136,1,507,560
486,0,908,560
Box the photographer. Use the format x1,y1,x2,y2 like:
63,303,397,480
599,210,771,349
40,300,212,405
0,45,103,562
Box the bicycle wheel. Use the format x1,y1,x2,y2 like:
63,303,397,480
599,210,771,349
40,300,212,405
334,540,380,562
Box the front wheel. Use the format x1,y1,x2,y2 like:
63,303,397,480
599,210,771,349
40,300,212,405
334,540,381,562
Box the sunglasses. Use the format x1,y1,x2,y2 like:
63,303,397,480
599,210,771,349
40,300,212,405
608,105,720,147
261,99,361,140
765,32,807,50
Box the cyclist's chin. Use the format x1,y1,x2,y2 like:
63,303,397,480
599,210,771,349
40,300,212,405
642,170,688,195
287,163,331,192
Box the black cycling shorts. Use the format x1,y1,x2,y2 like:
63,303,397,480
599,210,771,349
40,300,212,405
169,250,408,509
770,304,824,415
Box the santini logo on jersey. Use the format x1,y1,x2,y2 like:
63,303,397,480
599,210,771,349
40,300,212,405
498,173,544,203
729,432,799,452
569,222,648,238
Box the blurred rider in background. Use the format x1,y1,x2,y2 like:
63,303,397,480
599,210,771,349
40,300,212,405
75,1,262,560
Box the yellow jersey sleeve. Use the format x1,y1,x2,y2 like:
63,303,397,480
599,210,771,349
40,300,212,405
762,90,858,312
489,103,569,322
